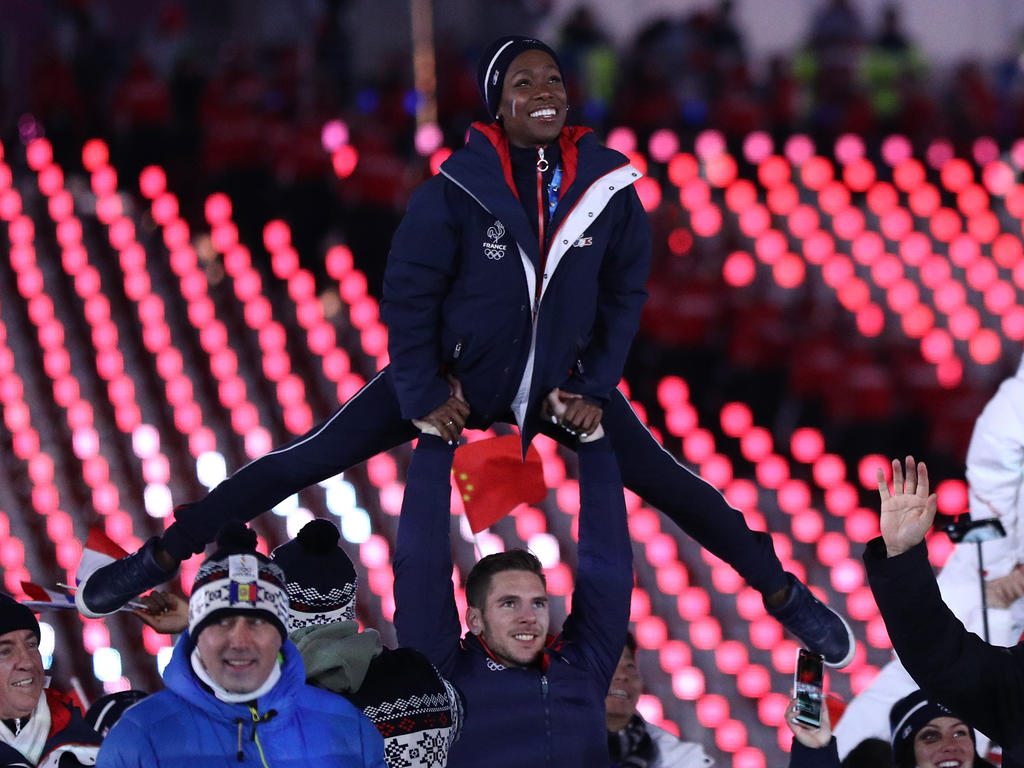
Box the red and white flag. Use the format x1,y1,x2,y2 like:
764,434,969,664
20,581,76,611
76,526,129,586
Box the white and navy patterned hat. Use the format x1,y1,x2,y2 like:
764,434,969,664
188,521,290,642
271,519,358,630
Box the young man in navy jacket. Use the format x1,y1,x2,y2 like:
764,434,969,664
77,36,852,669
393,422,631,767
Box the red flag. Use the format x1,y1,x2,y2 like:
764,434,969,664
453,435,547,533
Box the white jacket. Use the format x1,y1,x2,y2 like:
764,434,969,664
647,722,714,767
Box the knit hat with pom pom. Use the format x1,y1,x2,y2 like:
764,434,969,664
270,519,358,630
188,521,290,643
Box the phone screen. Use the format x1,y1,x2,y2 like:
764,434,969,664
793,649,824,727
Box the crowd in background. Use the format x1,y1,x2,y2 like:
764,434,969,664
7,0,1024,262
2,0,1015,499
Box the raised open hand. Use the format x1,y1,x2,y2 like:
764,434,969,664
877,455,938,558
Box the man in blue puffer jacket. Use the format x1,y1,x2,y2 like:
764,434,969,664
77,34,853,670
96,523,385,768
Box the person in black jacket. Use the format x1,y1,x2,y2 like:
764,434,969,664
865,456,1022,767
75,35,852,668
786,686,995,768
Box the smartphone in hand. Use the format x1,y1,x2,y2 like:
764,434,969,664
793,648,825,727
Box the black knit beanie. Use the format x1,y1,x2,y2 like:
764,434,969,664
85,689,148,735
271,519,358,630
889,689,974,766
477,35,563,119
0,593,39,640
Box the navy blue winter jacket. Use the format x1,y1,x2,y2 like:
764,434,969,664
393,437,633,768
382,122,650,445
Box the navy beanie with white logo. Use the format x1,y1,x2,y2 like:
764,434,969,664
477,35,563,119
889,689,974,765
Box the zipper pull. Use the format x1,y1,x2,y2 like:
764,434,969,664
536,146,549,172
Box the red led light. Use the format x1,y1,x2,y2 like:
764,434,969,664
81,139,109,171
766,183,798,215
880,134,912,166
800,156,833,190
691,204,721,237
929,208,962,242
26,138,52,170
790,428,824,463
982,160,1015,195
802,231,833,264
139,166,167,199
920,328,954,363
893,158,925,191
705,153,738,188
969,328,1002,365
667,153,698,188
773,253,805,288
842,157,875,191
940,158,973,192
738,204,770,237
787,205,819,238
331,145,358,178
757,155,790,188
754,230,785,263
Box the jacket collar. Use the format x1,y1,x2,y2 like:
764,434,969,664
463,632,553,673
163,634,304,721
438,123,625,266
469,122,589,204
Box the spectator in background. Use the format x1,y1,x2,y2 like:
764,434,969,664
606,632,714,767
807,0,865,55
795,0,871,139
859,3,927,133
835,358,1024,758
946,59,999,149
0,594,100,767
557,6,618,126
98,522,386,768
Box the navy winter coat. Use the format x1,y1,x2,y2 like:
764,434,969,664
382,122,650,446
